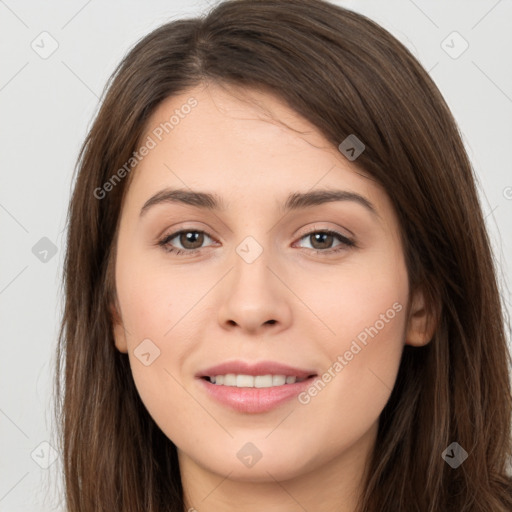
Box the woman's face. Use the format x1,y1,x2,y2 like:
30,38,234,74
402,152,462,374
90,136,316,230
112,83,429,488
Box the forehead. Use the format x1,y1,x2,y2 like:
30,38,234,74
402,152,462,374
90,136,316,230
145,82,329,149
124,83,387,218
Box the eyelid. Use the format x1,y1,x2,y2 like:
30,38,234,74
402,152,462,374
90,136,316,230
293,227,356,251
295,223,354,241
158,228,217,249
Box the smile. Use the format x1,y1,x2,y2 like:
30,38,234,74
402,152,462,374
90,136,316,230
204,374,310,387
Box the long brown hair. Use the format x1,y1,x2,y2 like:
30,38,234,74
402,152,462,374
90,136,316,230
55,0,512,510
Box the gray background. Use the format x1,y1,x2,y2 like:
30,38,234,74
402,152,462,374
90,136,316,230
1,0,511,510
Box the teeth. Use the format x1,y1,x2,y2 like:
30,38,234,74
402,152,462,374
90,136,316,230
208,374,307,387
272,375,286,386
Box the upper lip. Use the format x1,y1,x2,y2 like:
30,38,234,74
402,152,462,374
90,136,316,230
196,360,317,379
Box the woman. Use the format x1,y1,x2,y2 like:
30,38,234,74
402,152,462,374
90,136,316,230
55,0,512,510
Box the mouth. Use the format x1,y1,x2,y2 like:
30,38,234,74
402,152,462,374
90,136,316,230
200,374,316,387
196,362,319,414
196,360,317,383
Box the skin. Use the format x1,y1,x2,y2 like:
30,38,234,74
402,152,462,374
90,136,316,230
111,82,434,512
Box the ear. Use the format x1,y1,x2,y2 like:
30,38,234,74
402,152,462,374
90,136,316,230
405,287,437,347
110,301,128,353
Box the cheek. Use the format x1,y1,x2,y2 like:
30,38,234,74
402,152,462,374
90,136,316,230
299,265,407,436
296,245,408,349
115,250,208,431
115,244,198,340
127,355,208,452
292,305,406,460
331,301,406,398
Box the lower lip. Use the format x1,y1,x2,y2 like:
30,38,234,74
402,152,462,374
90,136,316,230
197,376,317,414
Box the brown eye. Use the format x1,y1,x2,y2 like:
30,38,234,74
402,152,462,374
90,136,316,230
296,229,355,254
158,230,215,255
309,232,335,250
177,231,205,250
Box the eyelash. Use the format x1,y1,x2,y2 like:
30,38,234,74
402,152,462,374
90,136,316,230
157,228,356,257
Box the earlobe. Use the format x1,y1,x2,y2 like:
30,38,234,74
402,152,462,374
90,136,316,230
405,288,438,347
110,303,128,353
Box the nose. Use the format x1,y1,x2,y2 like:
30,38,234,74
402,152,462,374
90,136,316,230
216,245,292,335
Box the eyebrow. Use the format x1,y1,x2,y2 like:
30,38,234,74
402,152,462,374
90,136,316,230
139,188,378,218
